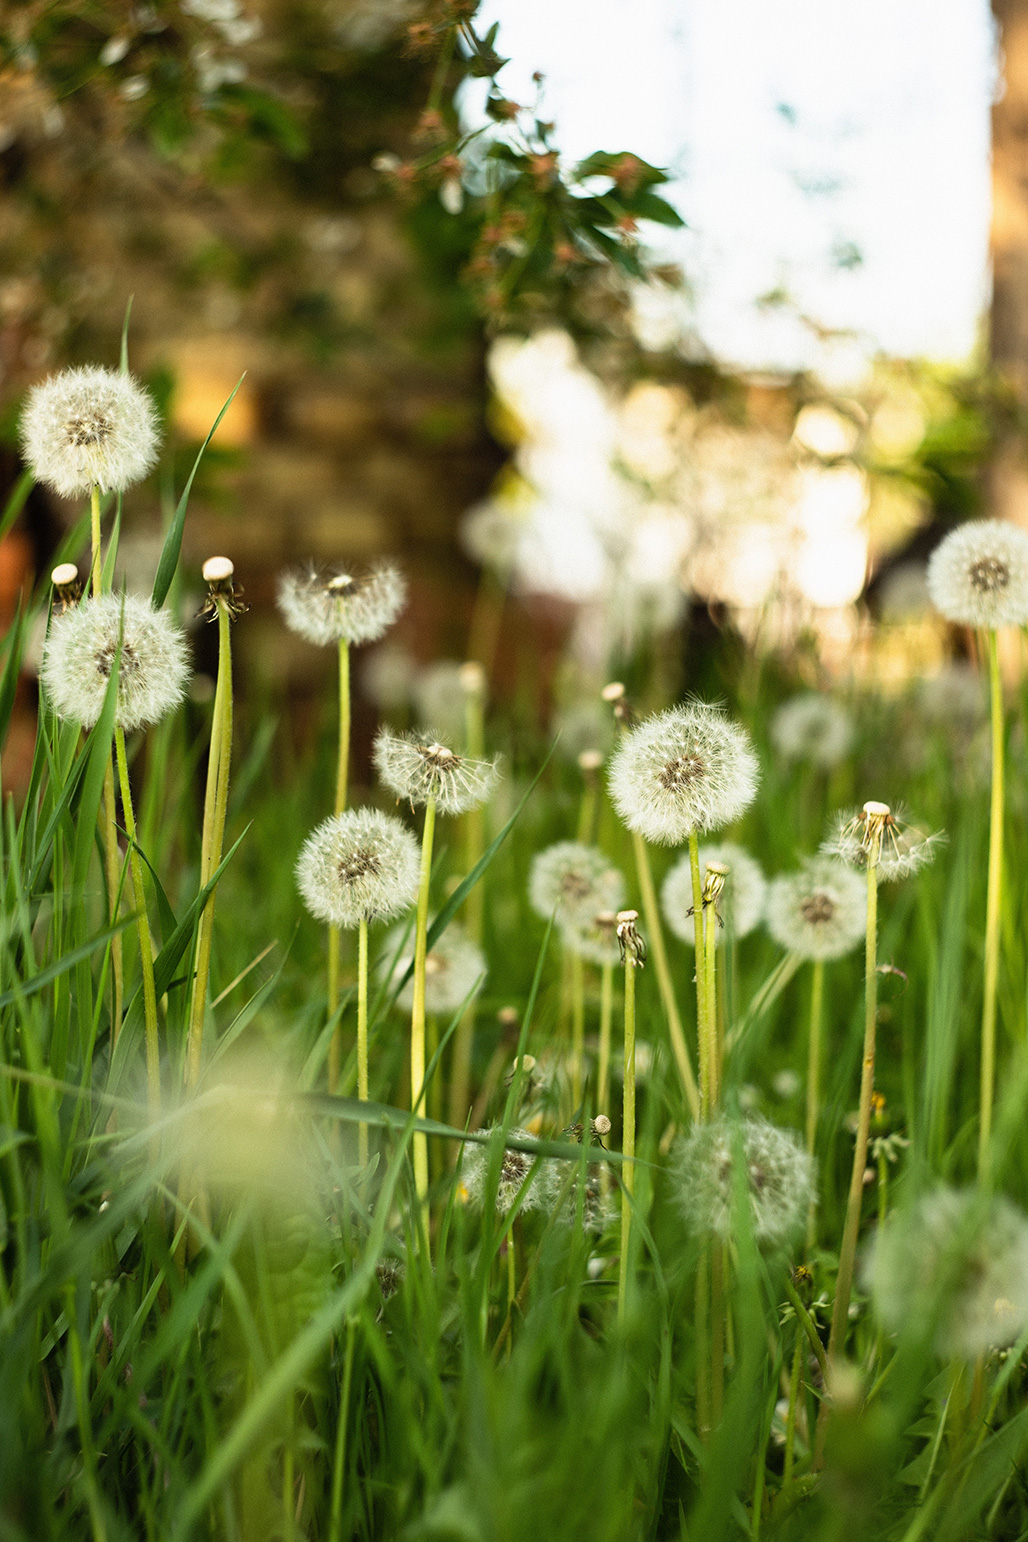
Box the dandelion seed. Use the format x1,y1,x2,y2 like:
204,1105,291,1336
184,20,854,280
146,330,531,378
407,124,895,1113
528,842,625,928
824,800,944,882
21,365,160,499
41,592,189,731
870,1187,1028,1359
384,916,486,1015
277,562,406,648
662,841,767,947
295,808,420,929
770,693,854,769
674,1114,814,1250
608,702,759,845
460,1127,557,1215
373,728,498,814
927,519,1028,629
766,856,867,961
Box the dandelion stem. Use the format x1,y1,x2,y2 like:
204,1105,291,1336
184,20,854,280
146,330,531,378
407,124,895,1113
631,829,700,1118
327,638,351,1087
186,598,233,1088
357,915,369,1166
617,943,637,1323
703,897,720,1108
783,1327,803,1485
695,1246,711,1435
818,843,879,1462
411,797,437,1212
597,958,613,1114
710,1240,725,1427
689,831,711,1117
448,681,486,1132
805,958,824,1249
328,1325,356,1542
979,628,1004,1180
90,484,125,1035
89,484,102,597
570,946,585,1110
113,725,160,1119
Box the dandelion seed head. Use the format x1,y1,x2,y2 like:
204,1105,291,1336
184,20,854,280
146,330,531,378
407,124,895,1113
461,1127,557,1215
766,856,867,960
21,365,160,498
674,1114,814,1250
770,692,855,769
528,842,625,929
384,917,486,1015
824,803,944,882
295,808,420,930
277,562,406,647
41,592,189,731
870,1187,1028,1360
927,519,1028,629
608,702,760,845
373,728,499,814
661,841,767,948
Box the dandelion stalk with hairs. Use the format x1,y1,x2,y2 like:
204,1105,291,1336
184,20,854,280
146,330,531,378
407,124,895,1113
616,909,644,1322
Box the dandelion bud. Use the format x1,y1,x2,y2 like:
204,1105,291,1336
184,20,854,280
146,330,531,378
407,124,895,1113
383,917,486,1014
277,562,406,647
50,563,82,609
41,592,189,731
373,728,499,815
202,555,234,585
701,860,729,907
674,1114,814,1251
662,841,767,948
608,703,759,846
295,808,420,930
528,842,625,928
21,365,160,498
927,519,1028,629
766,857,867,961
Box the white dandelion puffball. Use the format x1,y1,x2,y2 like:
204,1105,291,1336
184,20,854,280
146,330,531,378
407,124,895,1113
870,1187,1028,1360
674,1115,814,1250
295,808,420,930
661,841,767,948
41,593,189,732
373,728,499,815
765,857,867,961
528,842,625,928
277,563,406,647
21,366,160,499
384,917,486,1015
824,804,944,883
770,693,854,769
608,702,760,845
927,519,1028,629
461,1127,557,1215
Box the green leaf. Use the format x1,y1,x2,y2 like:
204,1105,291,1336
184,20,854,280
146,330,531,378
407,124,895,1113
151,378,244,610
119,297,134,375
0,602,25,752
0,468,32,549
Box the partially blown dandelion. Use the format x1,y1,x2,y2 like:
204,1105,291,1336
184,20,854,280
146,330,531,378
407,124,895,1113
824,802,944,882
296,808,420,929
674,1115,814,1250
926,519,1028,629
21,365,160,498
374,728,499,815
41,592,189,731
608,702,759,845
662,841,767,947
770,693,854,769
460,1128,556,1214
277,563,406,647
766,857,867,961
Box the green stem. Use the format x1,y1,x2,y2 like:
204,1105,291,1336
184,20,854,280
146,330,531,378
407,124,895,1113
114,725,160,1118
695,1248,711,1436
979,629,1004,1181
411,799,437,1211
710,1240,725,1427
703,898,719,1110
631,829,700,1118
690,831,710,1117
448,684,486,1132
185,600,233,1088
357,916,369,1167
328,1327,356,1542
328,639,351,1084
783,1328,804,1485
805,958,825,1249
817,848,879,1462
570,945,585,1110
617,949,637,1323
90,485,102,597
90,485,124,1034
597,959,613,1114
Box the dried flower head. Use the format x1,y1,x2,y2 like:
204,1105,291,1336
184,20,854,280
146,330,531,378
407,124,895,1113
41,592,189,731
277,563,406,647
770,692,855,769
412,659,484,740
373,728,499,814
21,366,160,498
674,1114,814,1250
616,908,646,966
528,842,625,928
766,856,867,961
927,519,1028,629
824,800,944,882
608,702,760,845
661,841,767,948
461,1127,557,1215
870,1187,1028,1360
295,808,420,929
384,917,486,1015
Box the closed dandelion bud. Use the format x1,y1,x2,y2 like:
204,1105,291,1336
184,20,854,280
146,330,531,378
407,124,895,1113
927,519,1028,629
528,841,625,928
674,1114,814,1250
661,841,767,947
373,728,499,814
766,857,867,960
295,808,420,929
21,365,160,498
870,1187,1028,1359
460,1127,557,1214
824,800,944,882
608,702,759,846
384,917,486,1014
41,592,189,731
277,562,406,647
770,692,854,768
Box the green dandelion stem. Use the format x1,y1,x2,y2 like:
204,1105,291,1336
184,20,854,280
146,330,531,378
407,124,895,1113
357,915,369,1167
113,724,160,1118
632,829,700,1119
617,945,637,1324
805,958,825,1248
690,830,711,1117
89,484,102,597
411,797,437,1210
597,958,614,1115
703,897,719,1109
571,946,586,1110
979,627,1004,1180
327,638,351,1075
